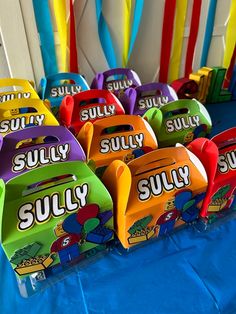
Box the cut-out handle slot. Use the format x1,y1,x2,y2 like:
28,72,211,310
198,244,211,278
218,138,236,150
0,85,24,92
164,108,189,118
50,79,77,85
23,174,76,196
135,158,176,176
101,124,134,135
106,74,128,82
3,107,38,118
16,135,59,149
140,89,162,98
79,97,107,106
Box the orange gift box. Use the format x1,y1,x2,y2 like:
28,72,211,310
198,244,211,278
77,115,158,173
102,145,208,248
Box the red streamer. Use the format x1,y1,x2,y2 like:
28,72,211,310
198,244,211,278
70,0,79,73
184,0,202,77
223,44,236,89
159,0,177,83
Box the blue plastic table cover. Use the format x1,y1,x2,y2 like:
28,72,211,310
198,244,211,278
1,101,236,314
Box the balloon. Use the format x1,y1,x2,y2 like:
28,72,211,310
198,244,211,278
84,218,100,234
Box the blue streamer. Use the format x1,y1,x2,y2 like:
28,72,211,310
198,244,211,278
200,0,217,67
95,0,144,68
128,0,144,59
95,0,118,68
32,0,58,76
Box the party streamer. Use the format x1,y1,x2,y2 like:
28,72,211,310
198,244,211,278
200,0,217,67
223,0,236,69
32,0,58,76
95,0,118,68
184,0,202,77
95,0,143,69
53,0,68,72
168,0,188,83
224,44,236,89
122,0,144,67
229,65,236,99
122,0,131,67
159,0,177,83
70,0,79,72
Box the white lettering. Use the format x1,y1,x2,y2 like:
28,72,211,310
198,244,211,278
138,166,190,201
219,151,236,173
18,203,34,230
166,115,201,133
12,144,70,172
100,133,144,154
18,184,89,231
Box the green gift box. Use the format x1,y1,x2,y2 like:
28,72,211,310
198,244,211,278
143,99,212,147
0,161,113,277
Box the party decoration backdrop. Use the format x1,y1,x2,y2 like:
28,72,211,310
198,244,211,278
28,0,235,86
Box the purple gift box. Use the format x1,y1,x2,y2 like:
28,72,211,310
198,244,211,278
0,125,86,182
121,82,178,115
91,68,141,93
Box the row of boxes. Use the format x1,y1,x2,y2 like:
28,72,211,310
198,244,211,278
0,71,235,290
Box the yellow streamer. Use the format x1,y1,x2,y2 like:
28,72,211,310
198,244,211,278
223,0,236,69
123,0,132,67
53,0,68,72
168,0,188,83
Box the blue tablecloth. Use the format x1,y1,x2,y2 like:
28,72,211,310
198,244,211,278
1,100,236,314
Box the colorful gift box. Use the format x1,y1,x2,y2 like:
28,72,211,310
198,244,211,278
0,78,39,103
102,145,208,248
39,72,90,117
77,115,158,176
59,89,125,134
91,68,141,97
0,161,113,277
187,128,236,223
143,99,212,147
0,125,86,182
121,82,178,115
0,98,59,137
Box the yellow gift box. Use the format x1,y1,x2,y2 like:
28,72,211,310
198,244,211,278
0,98,59,137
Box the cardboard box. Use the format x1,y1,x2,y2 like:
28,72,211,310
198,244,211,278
102,145,208,248
187,128,236,221
0,125,85,182
59,89,125,134
77,114,158,176
0,98,59,137
0,78,39,102
39,72,90,117
0,161,113,277
120,82,178,115
143,99,212,147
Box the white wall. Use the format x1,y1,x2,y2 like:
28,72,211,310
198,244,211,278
0,32,10,78
0,0,233,87
75,0,232,84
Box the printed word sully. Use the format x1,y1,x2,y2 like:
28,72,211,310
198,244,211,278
50,85,82,97
80,105,116,121
218,150,236,173
12,144,70,172
138,165,190,201
100,133,144,153
166,115,200,133
0,115,45,134
18,183,89,231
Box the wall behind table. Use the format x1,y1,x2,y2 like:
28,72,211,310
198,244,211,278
0,0,233,86
75,0,232,84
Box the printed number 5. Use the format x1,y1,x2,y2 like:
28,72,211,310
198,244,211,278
62,236,70,247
